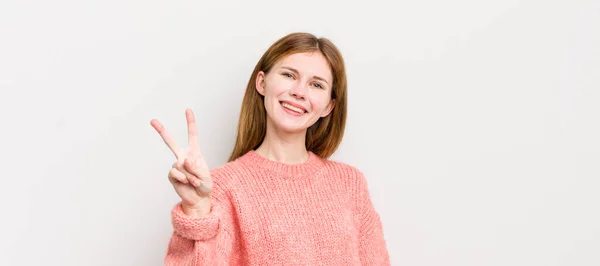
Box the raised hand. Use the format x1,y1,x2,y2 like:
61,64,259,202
151,108,213,216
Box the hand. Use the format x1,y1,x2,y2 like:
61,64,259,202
151,108,213,215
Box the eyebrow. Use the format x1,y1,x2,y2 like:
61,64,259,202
281,66,331,86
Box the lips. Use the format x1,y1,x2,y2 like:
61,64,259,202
280,101,307,114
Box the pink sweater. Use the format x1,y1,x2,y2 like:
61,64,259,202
165,150,390,265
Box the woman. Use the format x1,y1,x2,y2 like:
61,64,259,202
151,32,390,265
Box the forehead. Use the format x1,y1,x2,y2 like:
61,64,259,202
274,52,332,82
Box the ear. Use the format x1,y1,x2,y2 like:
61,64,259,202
321,99,336,118
255,71,266,96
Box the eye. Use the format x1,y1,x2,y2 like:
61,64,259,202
312,82,324,89
282,72,294,79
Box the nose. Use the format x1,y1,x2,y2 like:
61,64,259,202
289,82,307,100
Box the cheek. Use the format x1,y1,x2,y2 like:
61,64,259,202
265,77,289,95
310,93,332,111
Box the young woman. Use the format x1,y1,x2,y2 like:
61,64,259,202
151,32,390,265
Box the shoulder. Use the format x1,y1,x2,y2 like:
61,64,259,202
207,158,247,189
321,159,376,213
321,158,370,190
323,159,364,177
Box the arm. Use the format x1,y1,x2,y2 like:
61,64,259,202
165,178,241,266
357,173,391,265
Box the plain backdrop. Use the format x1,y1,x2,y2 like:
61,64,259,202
1,0,598,265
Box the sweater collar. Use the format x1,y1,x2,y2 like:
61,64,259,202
239,150,326,179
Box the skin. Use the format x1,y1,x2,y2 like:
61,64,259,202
150,52,335,217
150,110,213,217
254,52,335,163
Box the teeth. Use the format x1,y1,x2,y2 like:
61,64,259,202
282,102,304,113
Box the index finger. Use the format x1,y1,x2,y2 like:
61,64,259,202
150,119,182,159
186,108,200,151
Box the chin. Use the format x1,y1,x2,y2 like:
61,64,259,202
274,121,309,134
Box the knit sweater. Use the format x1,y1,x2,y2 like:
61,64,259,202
165,150,390,265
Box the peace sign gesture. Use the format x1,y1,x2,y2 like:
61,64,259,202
151,108,213,215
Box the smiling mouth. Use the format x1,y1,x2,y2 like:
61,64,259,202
280,101,307,114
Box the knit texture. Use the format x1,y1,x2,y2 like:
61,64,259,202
165,150,390,265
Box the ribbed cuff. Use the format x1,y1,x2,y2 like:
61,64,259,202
171,202,220,241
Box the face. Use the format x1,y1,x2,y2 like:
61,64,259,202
256,52,335,134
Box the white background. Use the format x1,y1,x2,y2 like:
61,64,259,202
1,0,598,265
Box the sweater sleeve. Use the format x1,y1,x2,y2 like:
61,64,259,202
357,172,391,265
164,173,241,265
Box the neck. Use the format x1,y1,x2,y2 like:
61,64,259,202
255,123,308,164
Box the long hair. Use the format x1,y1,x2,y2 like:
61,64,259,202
228,32,348,162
